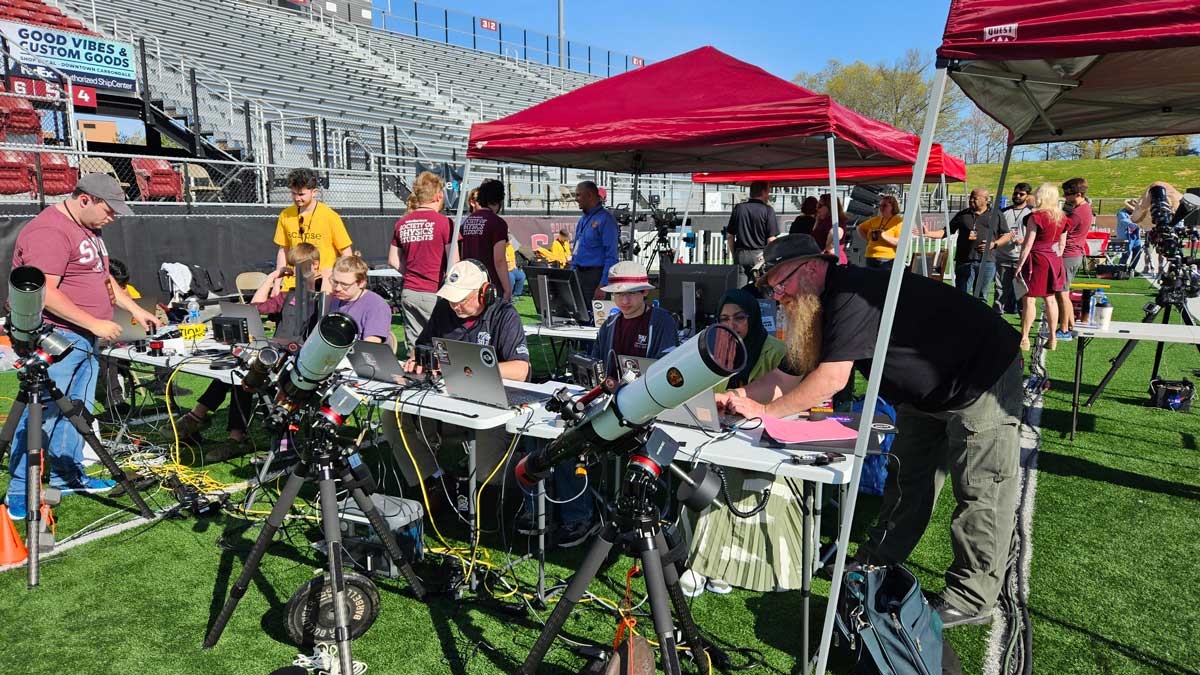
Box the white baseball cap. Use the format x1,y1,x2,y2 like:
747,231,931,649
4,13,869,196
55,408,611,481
437,260,488,303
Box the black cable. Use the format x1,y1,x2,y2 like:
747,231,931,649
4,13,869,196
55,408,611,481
709,464,771,519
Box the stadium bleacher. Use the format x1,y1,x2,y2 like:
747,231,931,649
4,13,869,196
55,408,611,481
0,0,93,33
48,0,602,166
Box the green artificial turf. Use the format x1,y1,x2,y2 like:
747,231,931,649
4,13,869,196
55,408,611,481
0,286,1197,674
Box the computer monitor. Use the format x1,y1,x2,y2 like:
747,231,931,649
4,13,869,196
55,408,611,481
657,262,739,332
525,266,591,326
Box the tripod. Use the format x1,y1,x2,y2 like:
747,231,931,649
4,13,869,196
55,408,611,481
202,435,426,674
0,352,155,588
518,455,710,675
1085,294,1200,407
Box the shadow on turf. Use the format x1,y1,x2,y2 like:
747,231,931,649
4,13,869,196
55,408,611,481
1030,608,1199,675
1036,451,1200,500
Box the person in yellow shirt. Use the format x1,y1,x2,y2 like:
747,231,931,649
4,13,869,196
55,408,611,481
506,236,526,296
273,168,352,290
534,229,573,267
857,195,904,270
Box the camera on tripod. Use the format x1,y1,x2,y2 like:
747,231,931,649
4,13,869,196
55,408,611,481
1147,185,1200,303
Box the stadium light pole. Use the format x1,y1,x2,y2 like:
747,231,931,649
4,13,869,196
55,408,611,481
557,0,565,68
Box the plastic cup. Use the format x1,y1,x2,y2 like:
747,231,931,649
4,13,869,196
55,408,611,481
1096,305,1114,330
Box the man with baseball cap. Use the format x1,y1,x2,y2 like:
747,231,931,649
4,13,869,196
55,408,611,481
715,234,1023,629
588,260,679,375
405,259,530,382
6,173,158,517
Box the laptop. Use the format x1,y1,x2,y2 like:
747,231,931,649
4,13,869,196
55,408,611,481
218,301,267,343
347,340,408,385
591,300,617,326
618,355,743,431
433,337,550,409
110,307,153,342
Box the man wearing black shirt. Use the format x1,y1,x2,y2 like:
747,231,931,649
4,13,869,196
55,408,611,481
925,188,1012,301
718,235,1022,628
724,180,780,286
405,259,530,381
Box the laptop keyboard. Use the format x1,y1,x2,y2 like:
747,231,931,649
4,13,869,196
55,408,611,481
505,386,551,407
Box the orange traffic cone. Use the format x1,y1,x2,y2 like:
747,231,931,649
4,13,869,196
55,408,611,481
0,504,28,566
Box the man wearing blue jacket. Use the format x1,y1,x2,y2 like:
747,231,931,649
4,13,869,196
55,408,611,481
571,181,620,305
589,260,680,374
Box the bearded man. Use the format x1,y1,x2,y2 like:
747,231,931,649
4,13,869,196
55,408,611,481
715,234,1024,629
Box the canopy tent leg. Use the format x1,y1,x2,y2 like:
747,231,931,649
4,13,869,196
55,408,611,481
812,65,950,675
940,173,953,280
826,135,840,257
448,158,474,268
628,172,642,262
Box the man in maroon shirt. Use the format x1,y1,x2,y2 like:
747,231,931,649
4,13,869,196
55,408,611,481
6,174,159,515
1058,177,1093,338
458,179,512,300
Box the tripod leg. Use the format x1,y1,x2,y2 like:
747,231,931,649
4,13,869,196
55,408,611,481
518,523,618,675
655,531,711,675
49,391,154,519
637,535,682,675
316,470,355,675
0,390,29,467
25,398,42,589
1086,305,1162,406
203,463,310,649
346,487,426,600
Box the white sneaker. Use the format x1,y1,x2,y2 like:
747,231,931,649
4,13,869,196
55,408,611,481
705,578,733,595
679,569,706,598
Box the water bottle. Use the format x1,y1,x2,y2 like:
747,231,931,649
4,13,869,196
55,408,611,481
1095,289,1108,307
186,296,201,325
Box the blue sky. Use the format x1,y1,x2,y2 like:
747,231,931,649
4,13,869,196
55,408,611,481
377,0,952,79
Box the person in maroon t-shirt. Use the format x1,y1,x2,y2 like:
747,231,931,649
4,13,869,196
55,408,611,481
388,171,452,354
6,174,160,512
1058,177,1093,337
458,179,512,300
588,261,680,376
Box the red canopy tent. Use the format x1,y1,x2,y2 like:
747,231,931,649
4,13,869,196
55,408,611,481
466,46,919,173
690,144,966,186
459,46,920,258
939,0,1200,145
817,4,1200,672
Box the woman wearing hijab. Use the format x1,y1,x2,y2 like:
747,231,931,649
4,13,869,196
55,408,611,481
680,289,806,597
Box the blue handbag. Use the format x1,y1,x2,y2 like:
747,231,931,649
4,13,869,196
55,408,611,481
834,564,944,675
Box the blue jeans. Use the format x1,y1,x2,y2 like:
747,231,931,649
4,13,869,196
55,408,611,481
1121,241,1143,270
955,261,996,302
7,329,99,501
509,268,526,297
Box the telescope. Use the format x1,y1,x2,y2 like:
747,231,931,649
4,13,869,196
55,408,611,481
275,312,358,409
514,325,746,487
6,266,73,361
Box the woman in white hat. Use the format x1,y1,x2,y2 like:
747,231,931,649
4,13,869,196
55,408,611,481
588,260,680,375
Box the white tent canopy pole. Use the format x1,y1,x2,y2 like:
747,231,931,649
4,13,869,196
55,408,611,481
940,173,953,277
812,65,950,675
826,135,840,255
448,158,474,268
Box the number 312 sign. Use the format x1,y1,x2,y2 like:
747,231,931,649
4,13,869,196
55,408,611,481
479,18,498,31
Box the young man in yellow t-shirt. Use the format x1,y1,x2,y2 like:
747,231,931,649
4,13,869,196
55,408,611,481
857,195,904,270
273,168,352,290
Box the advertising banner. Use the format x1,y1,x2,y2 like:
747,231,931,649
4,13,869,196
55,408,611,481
0,21,136,93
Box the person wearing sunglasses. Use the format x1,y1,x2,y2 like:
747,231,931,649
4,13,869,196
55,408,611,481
681,288,801,598
716,234,1023,629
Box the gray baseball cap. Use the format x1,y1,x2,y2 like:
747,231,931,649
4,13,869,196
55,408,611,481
75,173,132,215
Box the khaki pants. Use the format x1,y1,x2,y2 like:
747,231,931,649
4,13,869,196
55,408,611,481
861,356,1023,614
400,288,439,356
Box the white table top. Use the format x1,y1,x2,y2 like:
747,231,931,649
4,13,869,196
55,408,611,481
523,323,599,341
370,378,562,431
1074,320,1200,344
506,386,853,485
102,340,242,385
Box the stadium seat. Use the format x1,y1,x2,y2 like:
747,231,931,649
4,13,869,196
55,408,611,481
38,152,79,196
130,158,184,201
79,158,131,192
0,150,34,196
0,94,41,141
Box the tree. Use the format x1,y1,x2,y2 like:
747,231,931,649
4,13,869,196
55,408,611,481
793,50,970,158
1136,135,1196,157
